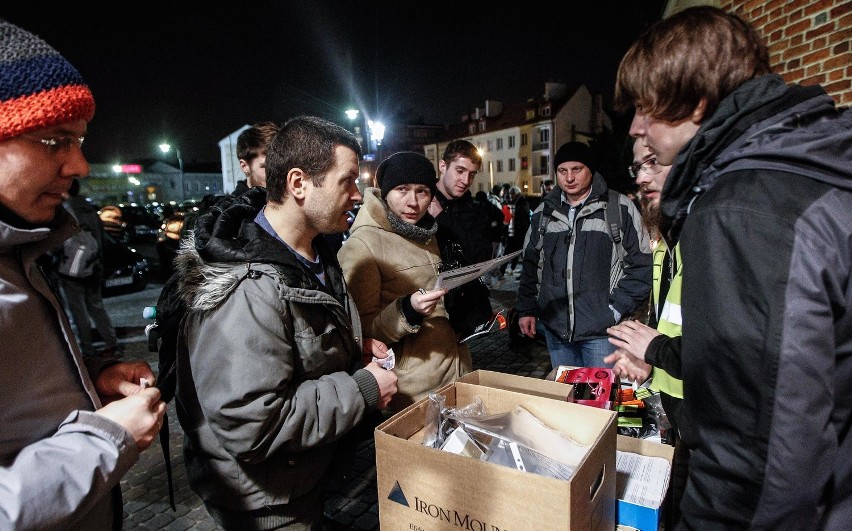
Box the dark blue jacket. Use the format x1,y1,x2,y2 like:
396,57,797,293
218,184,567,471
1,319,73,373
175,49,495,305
516,175,652,341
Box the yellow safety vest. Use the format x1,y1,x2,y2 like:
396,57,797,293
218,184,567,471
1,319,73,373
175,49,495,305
649,239,683,399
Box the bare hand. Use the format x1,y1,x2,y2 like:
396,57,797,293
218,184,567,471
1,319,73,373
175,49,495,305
95,388,166,451
361,337,389,366
427,197,443,218
410,288,448,315
95,361,157,404
604,348,652,383
607,320,660,362
518,315,537,338
364,362,398,409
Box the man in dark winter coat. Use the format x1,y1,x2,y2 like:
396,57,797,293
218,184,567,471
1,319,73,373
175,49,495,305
615,6,852,528
174,116,397,529
516,141,652,369
428,139,492,265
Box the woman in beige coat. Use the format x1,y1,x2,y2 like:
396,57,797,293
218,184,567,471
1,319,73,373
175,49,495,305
339,152,472,413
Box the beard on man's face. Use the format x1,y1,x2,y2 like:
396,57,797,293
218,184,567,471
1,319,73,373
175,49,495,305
640,192,663,235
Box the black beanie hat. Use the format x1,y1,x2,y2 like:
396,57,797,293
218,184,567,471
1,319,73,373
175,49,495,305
553,141,595,175
376,151,437,198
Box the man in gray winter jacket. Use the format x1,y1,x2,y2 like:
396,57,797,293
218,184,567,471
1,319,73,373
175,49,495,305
615,6,852,528
0,19,165,530
175,115,397,529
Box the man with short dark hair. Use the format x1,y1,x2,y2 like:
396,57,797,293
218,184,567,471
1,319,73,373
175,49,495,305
0,19,165,529
615,6,852,528
174,115,397,529
429,139,492,265
235,121,279,192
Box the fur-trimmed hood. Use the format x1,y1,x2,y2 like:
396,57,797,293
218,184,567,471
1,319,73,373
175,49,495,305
175,188,348,311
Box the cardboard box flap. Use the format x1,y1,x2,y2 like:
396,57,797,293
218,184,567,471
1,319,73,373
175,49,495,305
376,381,618,531
459,369,571,400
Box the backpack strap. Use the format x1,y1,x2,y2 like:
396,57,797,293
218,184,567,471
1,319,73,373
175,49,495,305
606,189,625,264
534,202,555,253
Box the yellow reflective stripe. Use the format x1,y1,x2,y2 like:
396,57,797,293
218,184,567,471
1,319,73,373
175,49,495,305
649,367,683,398
660,300,682,326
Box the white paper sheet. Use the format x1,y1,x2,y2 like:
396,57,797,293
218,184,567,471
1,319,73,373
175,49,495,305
435,250,523,289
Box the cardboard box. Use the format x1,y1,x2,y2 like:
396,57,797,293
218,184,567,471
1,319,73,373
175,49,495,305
376,380,618,531
458,371,676,531
615,436,674,531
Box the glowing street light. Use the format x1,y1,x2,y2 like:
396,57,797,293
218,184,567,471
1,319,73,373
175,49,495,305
345,109,360,121
368,120,385,164
159,142,185,202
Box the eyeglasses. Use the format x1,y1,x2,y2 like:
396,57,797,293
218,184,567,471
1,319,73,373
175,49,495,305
19,134,85,154
628,157,661,179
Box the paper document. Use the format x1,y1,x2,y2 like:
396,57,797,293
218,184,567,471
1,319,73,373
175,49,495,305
435,250,523,290
615,451,671,509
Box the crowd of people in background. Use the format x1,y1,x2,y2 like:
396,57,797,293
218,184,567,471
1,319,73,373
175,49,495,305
2,4,850,530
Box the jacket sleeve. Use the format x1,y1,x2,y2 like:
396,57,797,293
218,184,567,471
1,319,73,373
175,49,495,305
515,207,543,316
186,282,368,464
610,199,653,319
338,236,419,344
645,334,682,378
0,411,137,529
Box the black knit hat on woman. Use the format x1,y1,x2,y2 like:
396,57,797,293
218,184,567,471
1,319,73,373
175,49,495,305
376,152,437,198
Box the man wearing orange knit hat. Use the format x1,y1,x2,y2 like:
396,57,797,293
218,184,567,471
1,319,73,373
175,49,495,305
0,19,166,529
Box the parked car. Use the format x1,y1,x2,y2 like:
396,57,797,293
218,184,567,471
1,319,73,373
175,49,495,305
98,204,160,243
101,232,150,297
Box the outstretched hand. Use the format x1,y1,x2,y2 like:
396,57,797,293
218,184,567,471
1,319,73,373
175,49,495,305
410,288,448,316
607,320,660,362
604,348,653,383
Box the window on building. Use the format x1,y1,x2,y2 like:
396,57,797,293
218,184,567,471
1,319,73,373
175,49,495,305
521,133,528,146
496,138,503,150
508,135,516,148
509,158,516,171
487,140,493,151
540,104,551,117
539,155,548,173
478,121,486,132
526,109,535,120
521,157,528,169
497,160,503,172
468,123,476,135
539,129,549,143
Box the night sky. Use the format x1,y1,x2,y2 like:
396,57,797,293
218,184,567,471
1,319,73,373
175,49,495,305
3,1,666,165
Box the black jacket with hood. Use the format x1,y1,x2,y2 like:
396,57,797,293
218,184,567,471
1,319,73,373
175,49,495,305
666,74,852,529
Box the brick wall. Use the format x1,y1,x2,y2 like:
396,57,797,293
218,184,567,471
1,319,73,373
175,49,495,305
720,0,851,108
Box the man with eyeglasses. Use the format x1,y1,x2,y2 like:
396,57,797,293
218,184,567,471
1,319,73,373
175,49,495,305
516,140,652,369
0,19,166,529
613,7,852,528
608,141,692,528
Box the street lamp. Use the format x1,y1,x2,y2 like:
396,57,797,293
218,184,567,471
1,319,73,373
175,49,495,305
368,120,385,162
344,108,363,148
159,142,184,203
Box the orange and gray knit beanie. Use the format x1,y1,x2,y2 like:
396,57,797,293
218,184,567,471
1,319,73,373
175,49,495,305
0,19,95,142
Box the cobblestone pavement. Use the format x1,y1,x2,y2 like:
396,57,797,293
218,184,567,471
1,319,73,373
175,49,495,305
120,273,551,530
